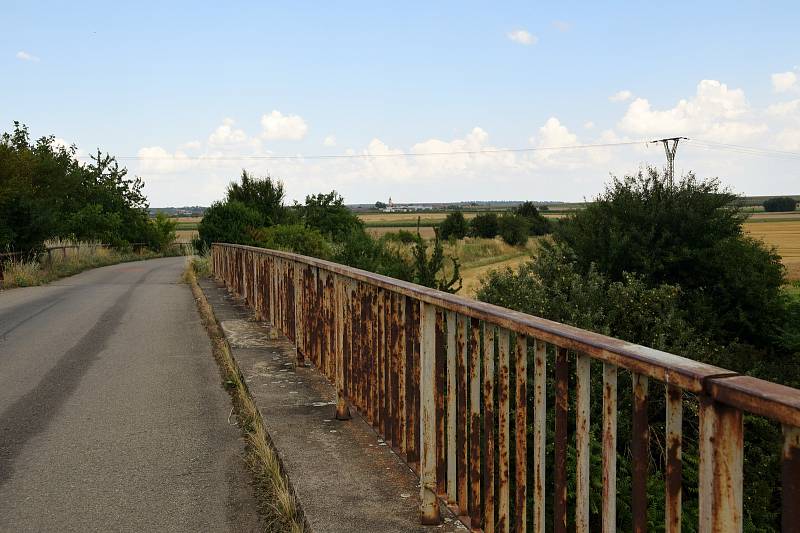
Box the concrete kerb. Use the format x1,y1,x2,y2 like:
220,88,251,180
198,277,466,533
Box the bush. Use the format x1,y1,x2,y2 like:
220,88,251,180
469,212,499,238
198,200,262,247
226,170,287,225
497,214,529,246
333,229,415,281
439,211,468,240
301,191,363,242
554,167,786,345
251,224,332,259
146,213,177,252
382,230,420,244
514,201,551,235
763,196,797,212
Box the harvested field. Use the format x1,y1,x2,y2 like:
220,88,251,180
744,220,800,281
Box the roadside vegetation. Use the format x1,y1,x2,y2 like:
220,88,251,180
0,122,181,288
478,167,800,531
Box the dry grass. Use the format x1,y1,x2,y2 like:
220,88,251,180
744,220,800,281
366,226,437,239
176,229,199,242
186,261,306,533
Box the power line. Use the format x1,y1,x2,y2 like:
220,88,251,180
687,139,800,161
75,140,648,161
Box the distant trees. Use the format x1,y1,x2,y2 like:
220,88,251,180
226,170,287,225
439,211,468,240
763,196,797,212
497,214,529,246
374,201,387,209
513,201,551,235
469,213,499,238
0,122,167,252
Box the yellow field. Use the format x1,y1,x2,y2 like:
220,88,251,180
744,220,800,281
176,229,199,243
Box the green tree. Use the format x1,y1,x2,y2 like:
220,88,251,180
302,191,363,241
146,213,177,252
251,224,332,258
469,212,499,238
763,196,797,212
514,201,551,235
497,213,529,246
554,167,785,345
198,200,262,247
412,229,462,292
439,211,468,240
226,170,287,225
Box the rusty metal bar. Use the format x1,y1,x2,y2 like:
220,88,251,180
335,275,351,420
468,317,482,529
446,310,458,503
397,295,407,454
532,340,546,533
666,385,682,533
576,354,590,533
602,363,617,533
783,425,800,532
456,314,468,516
377,288,386,433
554,348,568,533
406,296,420,468
632,373,649,533
514,335,527,533
420,301,442,525
436,310,447,496
497,329,510,533
698,396,743,533
484,323,496,533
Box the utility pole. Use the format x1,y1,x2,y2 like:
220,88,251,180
650,137,688,184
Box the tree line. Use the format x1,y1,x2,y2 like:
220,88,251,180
0,122,176,253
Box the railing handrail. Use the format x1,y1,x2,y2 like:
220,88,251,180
214,242,800,427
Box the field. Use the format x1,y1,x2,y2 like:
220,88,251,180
744,218,800,281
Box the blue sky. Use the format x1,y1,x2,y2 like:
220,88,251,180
3,1,799,206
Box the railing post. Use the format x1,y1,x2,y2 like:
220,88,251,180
335,275,351,420
783,425,800,531
419,301,441,525
698,396,743,533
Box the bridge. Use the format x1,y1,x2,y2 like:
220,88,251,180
213,243,800,533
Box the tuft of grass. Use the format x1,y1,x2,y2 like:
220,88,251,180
185,264,307,533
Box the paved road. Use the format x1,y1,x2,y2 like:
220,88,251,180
0,257,259,532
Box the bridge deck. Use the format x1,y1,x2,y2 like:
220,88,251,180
200,278,464,533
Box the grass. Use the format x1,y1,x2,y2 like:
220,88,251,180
185,259,306,533
1,240,159,289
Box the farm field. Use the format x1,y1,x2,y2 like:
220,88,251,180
744,219,800,281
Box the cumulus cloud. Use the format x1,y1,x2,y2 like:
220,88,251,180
208,118,250,146
16,51,39,62
584,121,595,129
507,29,537,45
260,110,308,140
609,90,632,102
323,135,337,147
772,71,797,93
618,80,766,142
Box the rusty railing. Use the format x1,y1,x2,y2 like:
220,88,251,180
212,243,800,533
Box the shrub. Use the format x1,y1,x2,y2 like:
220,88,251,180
226,170,287,225
412,229,461,293
439,211,468,240
301,191,363,242
514,201,551,235
763,196,797,212
382,230,420,244
333,229,415,281
198,200,262,247
251,224,332,259
554,167,786,345
497,214,529,246
469,212,499,238
146,213,177,252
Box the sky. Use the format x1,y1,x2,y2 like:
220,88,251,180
3,1,800,206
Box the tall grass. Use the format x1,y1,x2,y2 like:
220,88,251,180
1,240,162,289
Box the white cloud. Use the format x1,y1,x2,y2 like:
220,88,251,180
775,128,800,150
182,140,202,150
260,110,308,140
772,71,797,93
136,146,195,175
208,118,249,146
584,121,595,129
618,79,766,142
323,135,337,147
609,90,633,102
507,29,537,45
552,20,571,32
16,51,39,62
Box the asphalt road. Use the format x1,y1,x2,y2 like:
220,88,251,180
0,257,259,532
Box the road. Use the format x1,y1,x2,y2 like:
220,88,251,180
0,257,258,532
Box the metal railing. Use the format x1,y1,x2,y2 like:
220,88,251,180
212,243,800,532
